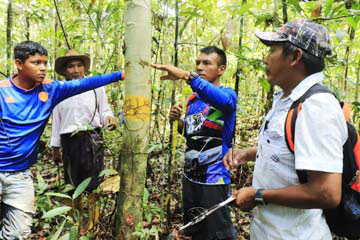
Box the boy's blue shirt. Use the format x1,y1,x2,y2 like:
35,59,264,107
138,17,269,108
0,72,122,171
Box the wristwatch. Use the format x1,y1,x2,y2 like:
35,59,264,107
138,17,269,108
186,71,198,84
254,189,267,205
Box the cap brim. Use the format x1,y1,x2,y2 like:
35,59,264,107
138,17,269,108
255,31,288,46
55,55,91,77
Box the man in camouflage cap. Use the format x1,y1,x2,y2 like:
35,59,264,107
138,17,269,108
223,18,347,239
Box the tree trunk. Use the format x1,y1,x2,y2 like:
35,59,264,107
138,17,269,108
166,0,179,229
343,0,354,92
234,0,246,136
282,0,288,23
25,16,30,41
115,0,151,239
265,0,281,113
6,0,12,77
356,57,359,104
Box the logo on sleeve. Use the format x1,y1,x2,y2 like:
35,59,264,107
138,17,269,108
39,92,49,102
5,96,15,103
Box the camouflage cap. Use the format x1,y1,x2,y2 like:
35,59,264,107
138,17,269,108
255,18,332,59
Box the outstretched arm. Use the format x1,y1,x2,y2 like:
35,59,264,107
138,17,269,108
54,72,124,105
151,64,236,114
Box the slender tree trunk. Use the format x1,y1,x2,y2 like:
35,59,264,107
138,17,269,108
6,0,12,77
343,28,355,92
115,0,151,239
166,0,179,229
53,10,58,80
344,0,354,92
282,0,288,23
26,16,30,41
265,0,281,113
234,0,246,100
234,0,246,136
356,57,359,104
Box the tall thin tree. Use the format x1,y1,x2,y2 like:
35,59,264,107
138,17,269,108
265,0,281,113
343,0,355,92
282,0,288,23
6,0,13,77
115,0,151,239
166,0,179,229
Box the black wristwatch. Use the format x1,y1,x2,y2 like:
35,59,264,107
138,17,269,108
254,189,267,205
186,71,198,84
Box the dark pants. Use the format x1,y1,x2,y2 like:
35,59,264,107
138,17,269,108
61,129,104,192
182,177,236,240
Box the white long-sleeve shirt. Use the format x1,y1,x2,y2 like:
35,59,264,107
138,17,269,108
50,86,114,147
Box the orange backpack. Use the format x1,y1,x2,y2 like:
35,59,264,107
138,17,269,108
284,84,360,238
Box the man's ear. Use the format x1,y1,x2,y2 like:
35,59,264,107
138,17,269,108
15,59,23,71
290,48,303,67
218,65,226,76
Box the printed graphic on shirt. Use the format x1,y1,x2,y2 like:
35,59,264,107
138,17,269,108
38,92,49,102
5,96,15,103
184,112,206,135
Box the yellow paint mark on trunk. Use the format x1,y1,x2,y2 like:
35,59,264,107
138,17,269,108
124,95,151,121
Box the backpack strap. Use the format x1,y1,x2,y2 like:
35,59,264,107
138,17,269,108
284,83,334,183
341,102,352,122
186,93,198,113
349,124,360,191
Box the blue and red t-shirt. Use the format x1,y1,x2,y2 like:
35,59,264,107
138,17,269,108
184,76,237,185
0,72,123,171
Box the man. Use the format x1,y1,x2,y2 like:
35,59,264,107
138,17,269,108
0,41,124,239
223,19,347,239
152,46,237,240
50,50,117,229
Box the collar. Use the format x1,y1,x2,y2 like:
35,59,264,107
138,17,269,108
274,71,324,101
10,74,40,93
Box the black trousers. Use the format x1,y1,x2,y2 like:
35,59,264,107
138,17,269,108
60,129,104,192
182,177,236,240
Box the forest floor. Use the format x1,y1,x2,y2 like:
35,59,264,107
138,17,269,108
26,113,350,239
27,137,255,240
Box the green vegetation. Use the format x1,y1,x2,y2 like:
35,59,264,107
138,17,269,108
0,0,359,239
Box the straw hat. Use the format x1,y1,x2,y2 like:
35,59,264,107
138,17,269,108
55,49,91,77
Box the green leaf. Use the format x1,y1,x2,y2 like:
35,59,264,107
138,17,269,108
288,0,303,13
254,14,272,26
45,192,72,200
324,0,333,17
50,219,67,240
346,17,357,28
69,226,78,240
36,172,48,194
238,2,253,16
98,169,118,178
79,237,90,240
259,77,271,93
42,206,72,219
59,232,70,240
143,188,149,205
151,84,160,92
72,177,91,200
330,2,346,17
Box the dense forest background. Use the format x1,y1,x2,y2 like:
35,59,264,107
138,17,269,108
0,0,359,239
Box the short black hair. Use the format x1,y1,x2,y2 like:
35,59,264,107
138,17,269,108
200,46,227,66
280,41,325,75
14,41,48,62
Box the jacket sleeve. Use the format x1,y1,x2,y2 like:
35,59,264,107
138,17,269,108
189,76,237,114
53,72,123,106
